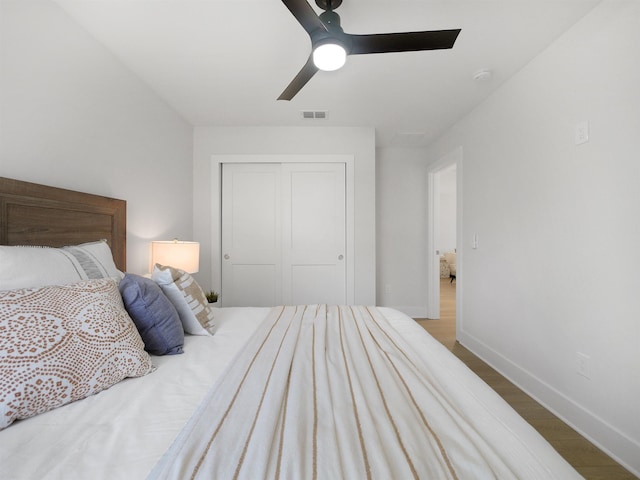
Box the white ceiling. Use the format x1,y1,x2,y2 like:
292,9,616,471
54,0,599,147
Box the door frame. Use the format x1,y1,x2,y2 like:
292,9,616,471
213,154,355,306
426,147,463,330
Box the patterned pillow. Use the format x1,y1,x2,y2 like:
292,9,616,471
0,279,155,430
119,273,184,356
0,240,124,291
151,264,215,336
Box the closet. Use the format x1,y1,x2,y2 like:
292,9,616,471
221,162,346,306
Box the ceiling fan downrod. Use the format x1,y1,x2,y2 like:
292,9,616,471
315,0,342,11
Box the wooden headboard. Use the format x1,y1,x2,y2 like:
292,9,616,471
0,177,126,271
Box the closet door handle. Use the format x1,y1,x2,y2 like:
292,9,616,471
338,254,344,260
224,254,230,260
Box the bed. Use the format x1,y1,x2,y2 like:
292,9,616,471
0,177,583,479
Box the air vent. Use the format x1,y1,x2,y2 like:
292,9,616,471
301,110,328,120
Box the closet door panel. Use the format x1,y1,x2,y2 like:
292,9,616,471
229,264,278,307
290,265,343,305
282,163,346,305
222,162,346,307
222,164,281,307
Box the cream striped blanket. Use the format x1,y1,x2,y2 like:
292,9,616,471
149,305,581,479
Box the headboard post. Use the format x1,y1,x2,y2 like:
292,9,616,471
0,177,127,271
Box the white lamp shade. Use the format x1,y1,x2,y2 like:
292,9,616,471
150,240,200,273
313,43,346,71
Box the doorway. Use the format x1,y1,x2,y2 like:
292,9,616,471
437,165,457,323
426,147,462,336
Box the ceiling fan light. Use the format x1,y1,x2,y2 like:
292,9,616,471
313,43,346,71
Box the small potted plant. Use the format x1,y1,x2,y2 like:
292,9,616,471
205,290,218,304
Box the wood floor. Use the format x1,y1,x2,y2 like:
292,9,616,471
416,278,637,480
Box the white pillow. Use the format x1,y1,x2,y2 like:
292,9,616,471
0,279,155,429
151,264,215,336
0,240,124,291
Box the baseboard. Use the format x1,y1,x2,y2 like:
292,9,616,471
458,330,640,478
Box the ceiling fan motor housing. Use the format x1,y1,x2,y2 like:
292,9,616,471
319,10,341,30
314,10,351,52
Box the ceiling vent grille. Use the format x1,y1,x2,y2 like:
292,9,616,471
301,110,328,120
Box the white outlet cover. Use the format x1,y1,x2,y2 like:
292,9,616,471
575,121,589,145
577,351,591,379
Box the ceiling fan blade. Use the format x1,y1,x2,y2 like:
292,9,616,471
349,29,461,55
281,0,327,36
278,56,319,101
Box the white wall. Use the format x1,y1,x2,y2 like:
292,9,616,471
376,150,457,317
376,147,428,315
192,126,376,305
438,166,456,254
425,1,640,474
0,0,193,274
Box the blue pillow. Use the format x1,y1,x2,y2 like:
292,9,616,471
119,273,184,355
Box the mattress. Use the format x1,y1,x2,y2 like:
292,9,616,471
0,307,581,479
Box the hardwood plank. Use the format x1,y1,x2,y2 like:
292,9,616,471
415,278,636,480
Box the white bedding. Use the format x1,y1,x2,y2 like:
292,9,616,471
0,307,265,480
0,307,581,480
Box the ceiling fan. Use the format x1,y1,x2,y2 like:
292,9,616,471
278,0,461,101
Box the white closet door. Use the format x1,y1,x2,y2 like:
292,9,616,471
282,163,346,305
221,164,281,307
221,162,346,307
